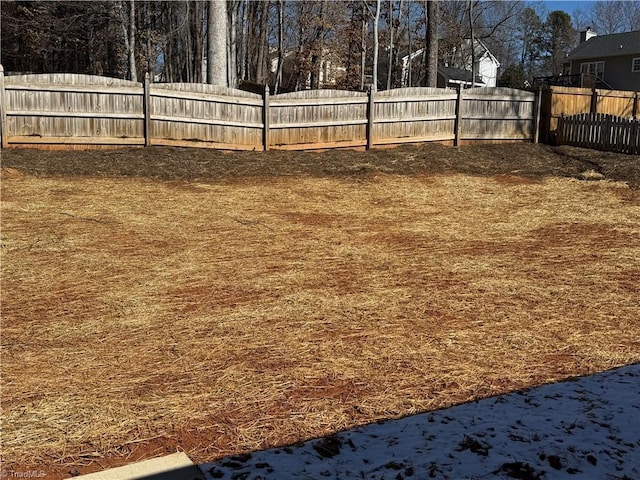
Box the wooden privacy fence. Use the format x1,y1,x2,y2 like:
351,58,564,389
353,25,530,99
0,67,539,151
557,113,640,155
540,86,640,144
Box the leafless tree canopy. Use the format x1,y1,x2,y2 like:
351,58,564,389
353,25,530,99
0,0,629,90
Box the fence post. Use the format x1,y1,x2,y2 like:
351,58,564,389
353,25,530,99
454,85,463,146
263,85,270,151
590,88,598,114
633,91,638,120
533,87,542,144
143,73,151,147
0,65,7,149
366,85,375,150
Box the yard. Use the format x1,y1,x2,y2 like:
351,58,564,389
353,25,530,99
1,143,639,479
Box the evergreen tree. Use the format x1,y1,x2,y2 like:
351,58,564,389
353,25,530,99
497,63,525,88
545,10,575,76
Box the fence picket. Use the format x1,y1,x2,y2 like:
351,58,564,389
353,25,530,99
1,72,537,150
557,111,640,155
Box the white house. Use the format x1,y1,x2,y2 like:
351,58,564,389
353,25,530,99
269,49,345,91
402,38,500,88
469,39,500,87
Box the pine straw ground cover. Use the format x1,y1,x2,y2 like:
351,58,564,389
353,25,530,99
1,144,640,478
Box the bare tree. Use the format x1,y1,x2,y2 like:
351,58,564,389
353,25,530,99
228,0,239,87
361,3,368,90
208,0,228,86
425,0,438,87
274,0,285,93
310,0,328,89
589,1,625,34
125,0,137,81
469,0,475,87
373,0,381,89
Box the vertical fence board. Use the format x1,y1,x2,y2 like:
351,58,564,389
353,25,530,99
533,87,542,144
0,65,7,148
557,112,640,154
263,85,270,151
270,89,368,149
541,86,639,145
367,86,375,150
2,73,542,150
144,73,151,147
461,87,535,141
149,83,263,150
372,87,457,145
3,74,144,147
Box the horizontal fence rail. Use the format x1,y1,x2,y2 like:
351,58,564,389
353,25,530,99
0,66,539,151
149,82,264,151
557,113,640,155
1,71,144,148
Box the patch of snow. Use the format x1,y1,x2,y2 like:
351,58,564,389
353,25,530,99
202,363,640,479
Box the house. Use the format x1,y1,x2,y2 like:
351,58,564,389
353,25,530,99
401,39,500,89
269,49,345,92
437,65,485,89
564,29,640,91
463,38,501,87
400,50,487,89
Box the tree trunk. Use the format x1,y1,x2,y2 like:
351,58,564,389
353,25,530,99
425,0,438,87
208,0,228,86
387,0,393,90
469,0,475,87
407,3,412,86
186,1,193,82
275,0,285,93
311,0,327,89
255,0,269,84
240,0,248,81
128,0,137,81
361,6,367,91
228,0,238,87
373,0,380,90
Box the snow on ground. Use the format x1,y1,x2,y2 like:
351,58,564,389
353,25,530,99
202,363,640,480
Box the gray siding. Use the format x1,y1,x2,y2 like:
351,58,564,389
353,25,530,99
570,55,640,91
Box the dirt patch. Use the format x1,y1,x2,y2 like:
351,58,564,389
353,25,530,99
1,144,639,479
2,142,639,188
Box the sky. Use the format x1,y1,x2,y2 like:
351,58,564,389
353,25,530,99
539,0,597,15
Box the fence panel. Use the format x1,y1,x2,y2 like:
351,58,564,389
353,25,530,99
461,87,536,142
269,90,368,150
558,113,640,155
595,89,636,118
3,74,144,148
373,87,457,145
150,83,263,150
0,69,538,151
540,86,639,144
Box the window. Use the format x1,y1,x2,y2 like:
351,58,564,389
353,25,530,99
580,61,605,79
633,58,640,73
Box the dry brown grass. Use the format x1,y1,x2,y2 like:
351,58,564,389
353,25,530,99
1,164,639,477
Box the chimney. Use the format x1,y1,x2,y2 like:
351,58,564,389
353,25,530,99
580,27,597,43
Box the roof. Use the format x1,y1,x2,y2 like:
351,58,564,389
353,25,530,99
438,65,485,85
567,30,640,61
468,39,501,67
